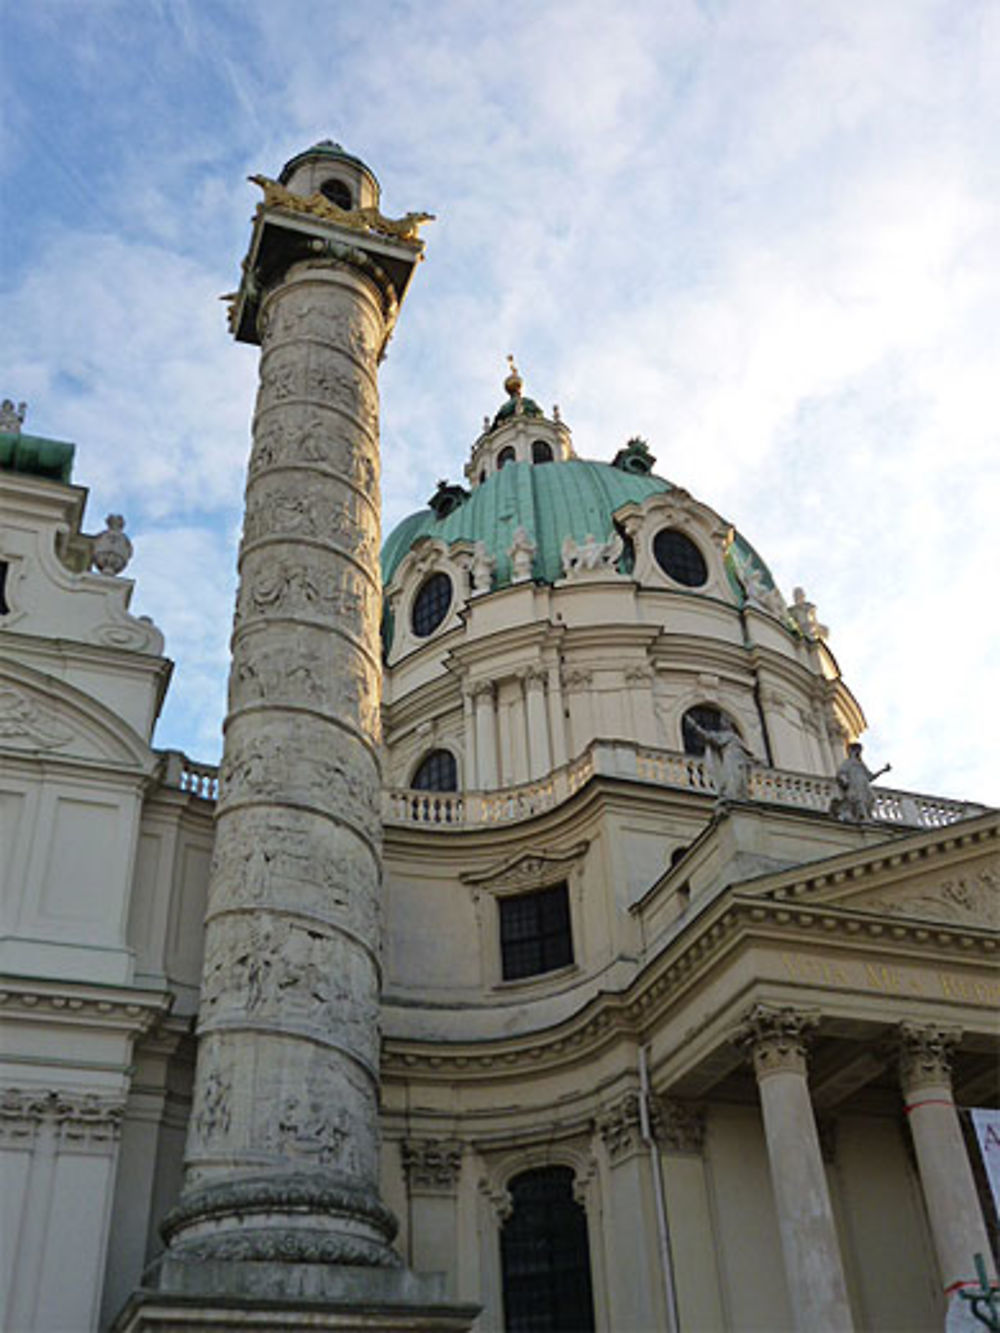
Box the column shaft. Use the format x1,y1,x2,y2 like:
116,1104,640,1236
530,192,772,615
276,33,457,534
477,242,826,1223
473,684,498,789
525,671,551,780
739,1005,853,1332
899,1023,996,1297
167,258,397,1265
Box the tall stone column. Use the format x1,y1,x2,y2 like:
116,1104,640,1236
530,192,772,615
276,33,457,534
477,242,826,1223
898,1022,996,1301
117,145,478,1332
737,1004,853,1332
163,252,395,1265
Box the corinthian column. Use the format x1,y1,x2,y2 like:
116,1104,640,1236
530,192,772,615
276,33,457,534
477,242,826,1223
158,147,428,1275
898,1022,996,1303
737,1004,853,1333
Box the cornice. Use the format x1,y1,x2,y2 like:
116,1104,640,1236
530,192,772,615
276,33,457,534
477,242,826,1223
0,978,172,1031
381,880,998,1083
750,811,998,903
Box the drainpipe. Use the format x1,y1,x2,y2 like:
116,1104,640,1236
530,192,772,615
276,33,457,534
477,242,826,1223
639,1045,681,1333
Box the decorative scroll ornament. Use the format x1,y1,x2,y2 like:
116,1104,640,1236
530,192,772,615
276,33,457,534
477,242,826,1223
91,514,133,575
248,175,434,244
561,530,624,579
735,1003,820,1078
401,1138,464,1193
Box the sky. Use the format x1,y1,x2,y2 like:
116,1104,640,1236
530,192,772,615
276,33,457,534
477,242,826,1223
1,0,998,805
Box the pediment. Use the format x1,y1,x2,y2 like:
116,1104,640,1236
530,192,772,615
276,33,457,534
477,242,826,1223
0,662,153,770
460,841,589,893
748,816,999,932
842,870,998,930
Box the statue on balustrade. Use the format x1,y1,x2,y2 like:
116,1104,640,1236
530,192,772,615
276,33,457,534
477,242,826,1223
830,742,891,822
687,717,755,802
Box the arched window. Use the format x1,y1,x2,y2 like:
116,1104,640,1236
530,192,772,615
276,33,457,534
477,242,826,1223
497,446,516,470
681,704,728,756
411,749,458,793
501,1167,596,1332
532,439,553,464
411,572,452,638
320,178,353,210
653,528,708,587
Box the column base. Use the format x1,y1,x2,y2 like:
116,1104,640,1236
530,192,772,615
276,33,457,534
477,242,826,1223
112,1257,480,1333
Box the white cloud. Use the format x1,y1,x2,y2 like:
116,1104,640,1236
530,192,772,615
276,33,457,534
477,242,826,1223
2,0,997,805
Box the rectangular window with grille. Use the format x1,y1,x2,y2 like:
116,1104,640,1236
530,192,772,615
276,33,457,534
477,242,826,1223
499,883,573,981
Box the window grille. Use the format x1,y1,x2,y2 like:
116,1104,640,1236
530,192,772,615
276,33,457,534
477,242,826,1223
499,884,572,981
501,1166,596,1332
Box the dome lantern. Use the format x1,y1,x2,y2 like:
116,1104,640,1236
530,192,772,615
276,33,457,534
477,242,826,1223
464,358,574,486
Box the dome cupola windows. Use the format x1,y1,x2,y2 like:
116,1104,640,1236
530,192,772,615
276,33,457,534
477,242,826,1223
319,178,353,210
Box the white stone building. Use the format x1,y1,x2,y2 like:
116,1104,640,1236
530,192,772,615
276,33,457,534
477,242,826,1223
1,150,997,1333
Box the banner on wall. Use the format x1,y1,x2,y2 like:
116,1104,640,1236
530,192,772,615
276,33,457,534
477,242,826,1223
971,1108,1000,1217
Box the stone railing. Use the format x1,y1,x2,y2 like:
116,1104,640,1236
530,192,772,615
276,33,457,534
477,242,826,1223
158,750,220,801
157,742,987,832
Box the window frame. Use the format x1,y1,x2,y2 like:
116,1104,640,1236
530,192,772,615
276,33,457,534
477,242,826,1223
498,882,573,982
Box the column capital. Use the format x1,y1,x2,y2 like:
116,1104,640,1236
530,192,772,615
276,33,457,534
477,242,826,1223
597,1091,645,1163
897,1021,962,1097
400,1138,463,1195
658,1098,706,1154
735,1002,820,1079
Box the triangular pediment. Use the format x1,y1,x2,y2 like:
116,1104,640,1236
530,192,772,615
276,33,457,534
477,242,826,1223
741,812,999,932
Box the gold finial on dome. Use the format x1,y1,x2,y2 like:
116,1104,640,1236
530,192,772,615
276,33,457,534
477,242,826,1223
504,354,523,398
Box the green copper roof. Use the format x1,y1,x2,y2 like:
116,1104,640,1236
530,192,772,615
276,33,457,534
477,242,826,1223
493,394,543,426
0,432,75,483
279,140,380,188
383,457,777,593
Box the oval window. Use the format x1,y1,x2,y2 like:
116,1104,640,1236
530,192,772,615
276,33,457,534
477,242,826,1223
411,571,452,637
653,529,708,587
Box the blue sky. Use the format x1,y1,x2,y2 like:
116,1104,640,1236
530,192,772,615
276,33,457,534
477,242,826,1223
2,0,998,804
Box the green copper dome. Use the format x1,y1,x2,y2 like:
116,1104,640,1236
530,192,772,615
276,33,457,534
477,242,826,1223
381,458,777,603
492,393,544,427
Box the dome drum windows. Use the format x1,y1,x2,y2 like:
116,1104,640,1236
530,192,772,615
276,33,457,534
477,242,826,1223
496,446,516,471
410,748,458,793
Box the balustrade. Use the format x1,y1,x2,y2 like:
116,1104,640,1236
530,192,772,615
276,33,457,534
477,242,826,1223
158,744,986,832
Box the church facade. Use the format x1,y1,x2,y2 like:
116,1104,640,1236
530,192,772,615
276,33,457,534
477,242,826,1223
1,143,997,1333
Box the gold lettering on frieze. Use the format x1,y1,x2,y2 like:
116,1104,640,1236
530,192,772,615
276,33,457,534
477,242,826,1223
779,952,996,1005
